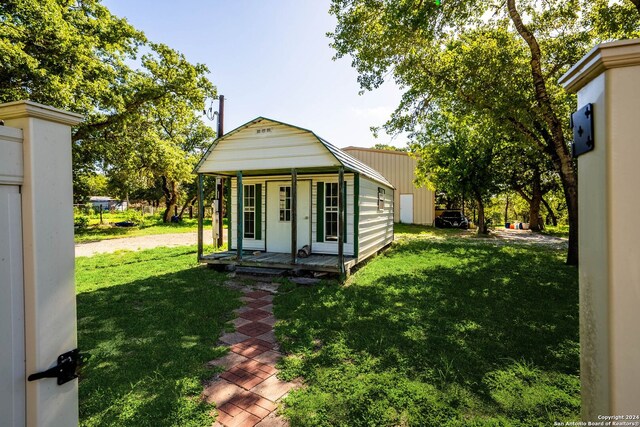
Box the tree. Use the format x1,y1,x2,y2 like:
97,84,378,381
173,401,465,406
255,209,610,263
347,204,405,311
92,43,216,221
501,139,561,231
372,143,407,152
1,0,216,219
329,0,640,264
413,111,505,234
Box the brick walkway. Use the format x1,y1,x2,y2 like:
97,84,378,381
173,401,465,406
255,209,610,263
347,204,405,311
203,283,297,427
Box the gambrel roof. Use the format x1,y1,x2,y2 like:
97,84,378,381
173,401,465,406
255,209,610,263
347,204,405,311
195,117,393,188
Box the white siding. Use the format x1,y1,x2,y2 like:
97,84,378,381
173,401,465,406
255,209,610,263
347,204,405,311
358,176,394,261
199,120,340,173
230,174,355,256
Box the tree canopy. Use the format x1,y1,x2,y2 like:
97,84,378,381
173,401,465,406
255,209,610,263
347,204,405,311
1,0,216,220
329,0,640,263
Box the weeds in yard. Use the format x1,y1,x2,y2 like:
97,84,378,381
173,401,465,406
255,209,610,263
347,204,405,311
76,246,239,426
274,227,579,426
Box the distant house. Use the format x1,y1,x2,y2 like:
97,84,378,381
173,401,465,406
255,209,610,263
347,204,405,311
194,117,395,275
342,147,435,225
88,196,127,211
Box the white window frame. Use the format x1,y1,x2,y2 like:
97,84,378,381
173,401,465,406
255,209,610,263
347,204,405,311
325,182,339,241
243,184,255,238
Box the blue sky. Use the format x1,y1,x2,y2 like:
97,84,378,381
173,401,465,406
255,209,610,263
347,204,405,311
102,0,406,148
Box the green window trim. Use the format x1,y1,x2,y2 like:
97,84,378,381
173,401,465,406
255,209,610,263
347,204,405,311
316,182,324,242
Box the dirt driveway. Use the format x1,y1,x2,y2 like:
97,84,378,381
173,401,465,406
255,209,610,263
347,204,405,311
75,232,197,257
76,227,566,258
489,228,568,247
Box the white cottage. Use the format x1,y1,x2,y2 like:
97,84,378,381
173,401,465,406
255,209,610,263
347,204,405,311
194,117,394,276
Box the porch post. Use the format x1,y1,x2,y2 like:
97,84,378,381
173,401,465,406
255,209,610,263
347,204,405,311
338,167,345,275
236,171,243,260
217,177,224,247
291,169,297,263
197,173,203,260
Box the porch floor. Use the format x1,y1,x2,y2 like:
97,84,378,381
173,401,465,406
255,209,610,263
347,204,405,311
200,250,356,274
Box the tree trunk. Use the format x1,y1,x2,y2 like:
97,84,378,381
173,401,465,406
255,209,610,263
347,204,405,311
161,176,178,223
504,193,509,225
476,195,488,234
506,0,578,265
542,197,558,226
528,166,544,231
178,184,216,219
178,195,197,219
515,186,543,231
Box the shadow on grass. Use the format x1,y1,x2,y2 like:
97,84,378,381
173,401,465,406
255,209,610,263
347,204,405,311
275,237,579,426
77,259,239,427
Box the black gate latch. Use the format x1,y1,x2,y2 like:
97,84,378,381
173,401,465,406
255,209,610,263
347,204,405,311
28,349,84,385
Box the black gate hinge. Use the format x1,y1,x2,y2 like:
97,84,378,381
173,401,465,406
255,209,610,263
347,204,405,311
28,349,87,385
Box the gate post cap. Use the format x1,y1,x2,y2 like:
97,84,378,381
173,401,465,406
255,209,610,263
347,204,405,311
0,100,83,126
559,38,640,93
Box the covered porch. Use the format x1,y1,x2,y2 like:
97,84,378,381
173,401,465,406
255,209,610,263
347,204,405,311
195,163,351,275
200,250,357,274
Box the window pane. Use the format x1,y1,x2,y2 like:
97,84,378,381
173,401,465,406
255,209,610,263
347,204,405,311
326,212,338,241
325,182,339,241
244,185,255,238
279,186,291,222
244,212,254,238
325,183,338,209
244,185,255,210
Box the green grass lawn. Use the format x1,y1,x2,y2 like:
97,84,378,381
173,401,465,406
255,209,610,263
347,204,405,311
274,226,580,426
75,214,222,243
76,246,239,426
540,224,570,238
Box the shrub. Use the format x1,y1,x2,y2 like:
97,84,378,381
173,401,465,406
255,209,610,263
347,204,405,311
125,209,145,226
75,215,90,229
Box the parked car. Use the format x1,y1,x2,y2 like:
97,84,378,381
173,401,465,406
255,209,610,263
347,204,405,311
435,211,470,229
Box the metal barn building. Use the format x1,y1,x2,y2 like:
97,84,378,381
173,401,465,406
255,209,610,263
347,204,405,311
194,117,395,276
342,147,435,225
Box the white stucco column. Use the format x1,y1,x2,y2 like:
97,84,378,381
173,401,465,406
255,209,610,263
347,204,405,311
0,101,83,427
559,39,640,419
